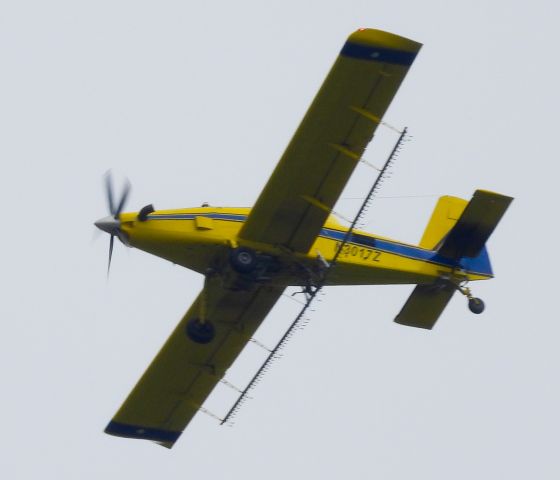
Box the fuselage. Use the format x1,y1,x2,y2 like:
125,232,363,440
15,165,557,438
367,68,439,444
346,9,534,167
118,207,493,287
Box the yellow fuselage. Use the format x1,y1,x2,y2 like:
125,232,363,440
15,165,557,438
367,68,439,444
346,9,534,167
119,207,491,287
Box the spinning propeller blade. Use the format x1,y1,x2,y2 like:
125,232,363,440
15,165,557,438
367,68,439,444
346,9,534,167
97,171,131,275
115,181,131,218
108,234,115,275
105,173,116,216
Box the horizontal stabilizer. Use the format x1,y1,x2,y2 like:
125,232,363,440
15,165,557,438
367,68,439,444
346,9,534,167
394,282,456,330
437,190,513,259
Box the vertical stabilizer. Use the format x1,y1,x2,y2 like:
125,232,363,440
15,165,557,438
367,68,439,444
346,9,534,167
419,196,468,250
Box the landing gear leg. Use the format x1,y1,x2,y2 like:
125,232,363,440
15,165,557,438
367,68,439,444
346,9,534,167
186,269,218,344
456,282,485,315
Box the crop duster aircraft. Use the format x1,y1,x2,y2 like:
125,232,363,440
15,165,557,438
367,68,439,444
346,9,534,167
95,29,512,449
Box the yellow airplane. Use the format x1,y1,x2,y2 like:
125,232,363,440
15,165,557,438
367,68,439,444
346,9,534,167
95,28,512,448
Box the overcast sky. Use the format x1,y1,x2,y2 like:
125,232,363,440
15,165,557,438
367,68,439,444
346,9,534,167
2,1,559,478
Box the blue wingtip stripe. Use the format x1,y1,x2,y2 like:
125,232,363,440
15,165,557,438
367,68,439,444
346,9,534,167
105,420,181,444
340,42,417,66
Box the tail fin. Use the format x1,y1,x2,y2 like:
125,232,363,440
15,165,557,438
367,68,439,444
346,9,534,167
419,196,468,250
420,190,513,259
395,190,513,330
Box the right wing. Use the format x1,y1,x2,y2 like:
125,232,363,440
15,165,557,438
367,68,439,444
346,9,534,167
105,280,283,448
239,29,421,254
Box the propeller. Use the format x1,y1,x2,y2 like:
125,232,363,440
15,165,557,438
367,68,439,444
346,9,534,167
95,171,131,275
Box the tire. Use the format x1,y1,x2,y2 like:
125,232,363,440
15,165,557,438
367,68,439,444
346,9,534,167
468,297,485,314
186,318,215,344
229,247,257,274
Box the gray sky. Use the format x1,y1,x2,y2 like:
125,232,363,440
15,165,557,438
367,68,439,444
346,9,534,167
2,0,559,478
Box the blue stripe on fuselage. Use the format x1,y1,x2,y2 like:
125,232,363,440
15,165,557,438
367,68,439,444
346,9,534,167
319,227,493,276
148,213,246,222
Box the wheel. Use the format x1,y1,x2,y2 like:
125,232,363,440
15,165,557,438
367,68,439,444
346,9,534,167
468,297,485,314
229,247,257,273
186,318,215,344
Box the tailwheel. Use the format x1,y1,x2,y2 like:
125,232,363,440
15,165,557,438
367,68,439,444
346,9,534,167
456,282,485,315
468,297,485,314
229,247,257,274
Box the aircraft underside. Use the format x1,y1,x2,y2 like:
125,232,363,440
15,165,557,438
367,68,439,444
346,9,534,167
94,28,512,449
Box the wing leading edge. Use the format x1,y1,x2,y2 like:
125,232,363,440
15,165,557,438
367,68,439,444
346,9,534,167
239,29,422,253
105,281,283,448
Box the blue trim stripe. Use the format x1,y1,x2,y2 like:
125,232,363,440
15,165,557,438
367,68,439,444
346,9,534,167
320,228,493,276
105,420,181,444
148,212,246,222
321,227,443,262
340,42,417,66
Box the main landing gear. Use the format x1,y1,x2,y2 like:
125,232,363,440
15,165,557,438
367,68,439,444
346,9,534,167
229,247,258,274
187,247,270,345
228,246,280,279
186,317,215,344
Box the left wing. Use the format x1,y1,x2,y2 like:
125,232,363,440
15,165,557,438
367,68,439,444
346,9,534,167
105,280,283,448
239,29,421,253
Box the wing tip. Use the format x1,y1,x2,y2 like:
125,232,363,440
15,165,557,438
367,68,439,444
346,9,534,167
473,189,515,204
394,312,436,330
341,29,422,66
347,28,422,53
104,420,181,448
